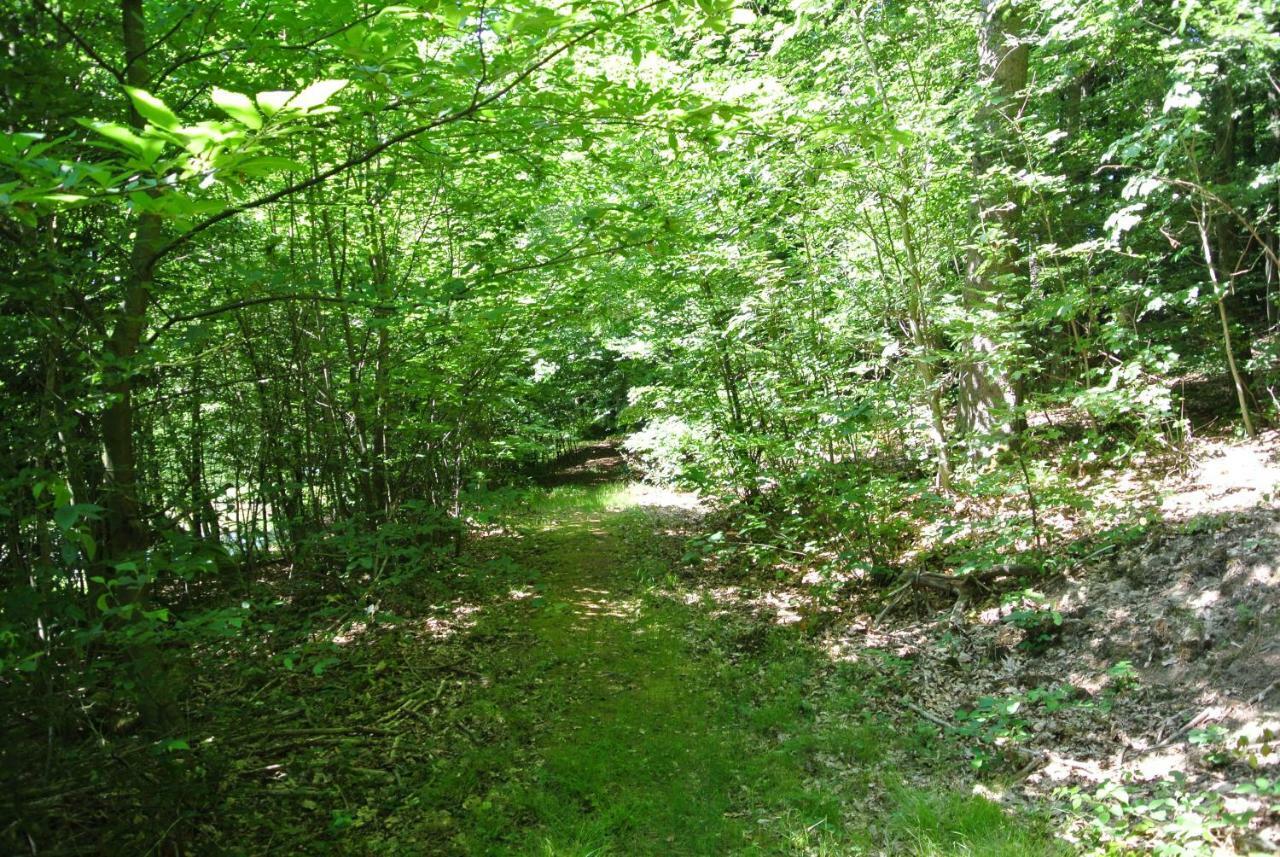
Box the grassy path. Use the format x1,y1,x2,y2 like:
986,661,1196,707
412,477,1064,856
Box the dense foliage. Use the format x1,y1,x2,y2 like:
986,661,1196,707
2,0,1278,851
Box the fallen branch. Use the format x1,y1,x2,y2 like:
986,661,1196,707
380,677,448,724
1148,707,1221,753
874,563,1038,625
904,702,952,730
1250,678,1278,706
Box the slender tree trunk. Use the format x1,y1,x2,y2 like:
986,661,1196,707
367,217,393,521
853,12,953,487
896,201,953,491
99,0,180,729
1195,202,1256,438
102,0,161,560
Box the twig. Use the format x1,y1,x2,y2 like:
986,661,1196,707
142,815,185,857
905,702,952,730
874,563,1036,624
273,725,396,737
1148,707,1219,752
451,718,482,744
239,725,396,740
873,579,913,624
31,0,127,85
245,675,283,704
1250,678,1278,706
149,0,669,268
728,540,811,557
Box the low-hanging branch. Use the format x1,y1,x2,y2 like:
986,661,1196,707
145,0,669,273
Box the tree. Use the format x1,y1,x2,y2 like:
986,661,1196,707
957,0,1030,439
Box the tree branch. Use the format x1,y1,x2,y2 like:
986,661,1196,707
145,293,399,343
282,7,386,51
1095,166,1280,271
126,1,201,73
146,0,668,271
148,237,649,341
32,0,126,85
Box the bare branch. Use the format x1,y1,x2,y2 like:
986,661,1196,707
126,1,201,73
145,293,399,343
149,237,649,341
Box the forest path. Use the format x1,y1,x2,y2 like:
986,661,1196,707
440,476,783,854
419,447,1061,855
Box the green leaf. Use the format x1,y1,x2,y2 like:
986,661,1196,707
53,502,100,530
236,156,308,176
211,88,262,129
79,119,168,165
256,90,296,116
30,193,88,205
313,656,340,675
123,87,181,130
79,120,145,153
289,79,349,110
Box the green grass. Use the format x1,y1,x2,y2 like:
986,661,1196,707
521,484,639,520
377,483,1066,855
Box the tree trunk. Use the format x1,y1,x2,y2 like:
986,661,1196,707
367,217,393,521
98,0,180,730
956,0,1029,438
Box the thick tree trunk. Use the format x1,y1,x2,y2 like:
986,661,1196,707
957,0,1029,438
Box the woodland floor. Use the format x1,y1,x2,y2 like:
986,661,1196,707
7,446,1065,855
19,438,1279,854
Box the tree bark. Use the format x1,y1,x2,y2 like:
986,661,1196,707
98,0,180,729
957,0,1029,438
102,0,160,560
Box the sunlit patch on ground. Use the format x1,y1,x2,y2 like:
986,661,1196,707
419,463,1066,855
617,482,704,511
332,620,369,645
1161,429,1280,520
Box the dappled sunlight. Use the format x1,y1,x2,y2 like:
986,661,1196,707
331,619,370,645
566,584,640,622
568,592,640,623
786,431,1280,852
532,483,701,521
671,578,840,628
397,600,485,640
